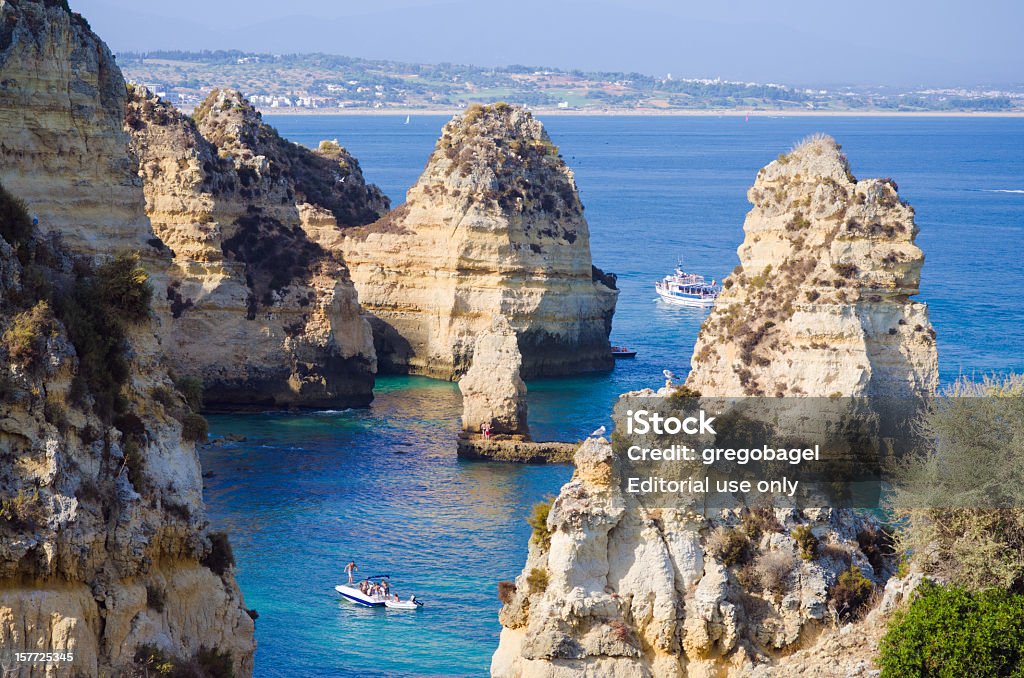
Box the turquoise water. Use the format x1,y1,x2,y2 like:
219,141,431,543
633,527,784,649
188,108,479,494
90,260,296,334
203,116,1024,676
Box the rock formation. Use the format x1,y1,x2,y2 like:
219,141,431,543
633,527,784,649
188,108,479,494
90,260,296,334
493,137,938,676
0,0,153,258
459,316,529,436
686,134,937,397
340,103,619,379
126,86,387,409
0,2,254,674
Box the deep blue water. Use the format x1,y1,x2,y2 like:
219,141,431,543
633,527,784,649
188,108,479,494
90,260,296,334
202,115,1024,677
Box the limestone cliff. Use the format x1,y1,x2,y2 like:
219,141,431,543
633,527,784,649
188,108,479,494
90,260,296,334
126,86,387,409
0,222,254,675
0,2,254,674
459,316,529,436
340,103,619,379
493,138,937,677
0,0,153,257
686,134,937,397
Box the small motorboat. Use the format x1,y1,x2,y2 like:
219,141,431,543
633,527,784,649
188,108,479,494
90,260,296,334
384,597,423,610
335,574,391,607
611,346,637,359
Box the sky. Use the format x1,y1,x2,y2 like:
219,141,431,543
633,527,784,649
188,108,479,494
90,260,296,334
72,0,1024,87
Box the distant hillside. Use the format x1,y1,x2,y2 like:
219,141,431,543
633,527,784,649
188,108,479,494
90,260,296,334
117,50,1024,114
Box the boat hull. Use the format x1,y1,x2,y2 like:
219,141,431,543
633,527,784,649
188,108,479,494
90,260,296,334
335,584,386,607
655,288,716,308
385,600,421,610
611,351,637,358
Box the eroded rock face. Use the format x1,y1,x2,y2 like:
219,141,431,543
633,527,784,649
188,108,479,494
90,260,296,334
340,103,619,379
686,134,937,397
459,316,529,436
126,86,386,409
0,3,254,674
493,436,897,678
494,138,936,677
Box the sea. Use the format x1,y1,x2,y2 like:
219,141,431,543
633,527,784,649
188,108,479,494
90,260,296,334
200,115,1024,677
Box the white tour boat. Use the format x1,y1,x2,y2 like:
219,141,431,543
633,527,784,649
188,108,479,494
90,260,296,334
655,263,720,308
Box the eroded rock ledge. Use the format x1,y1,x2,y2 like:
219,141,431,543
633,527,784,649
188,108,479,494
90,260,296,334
126,87,388,409
340,103,619,380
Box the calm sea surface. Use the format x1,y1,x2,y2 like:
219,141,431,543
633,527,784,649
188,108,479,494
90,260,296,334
202,115,1024,677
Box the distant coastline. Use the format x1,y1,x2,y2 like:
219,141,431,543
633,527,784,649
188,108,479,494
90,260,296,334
248,107,1024,118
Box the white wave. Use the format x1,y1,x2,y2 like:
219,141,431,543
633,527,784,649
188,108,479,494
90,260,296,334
982,189,1024,194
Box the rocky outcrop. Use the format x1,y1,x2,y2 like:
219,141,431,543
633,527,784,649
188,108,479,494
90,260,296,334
493,138,937,677
492,435,900,678
0,2,254,674
126,86,387,409
340,103,618,379
459,316,529,436
0,1,154,257
686,134,937,397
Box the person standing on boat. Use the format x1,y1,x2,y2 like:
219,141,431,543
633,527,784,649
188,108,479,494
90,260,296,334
344,560,358,584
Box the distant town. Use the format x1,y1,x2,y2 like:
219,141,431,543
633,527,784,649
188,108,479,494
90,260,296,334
117,50,1024,114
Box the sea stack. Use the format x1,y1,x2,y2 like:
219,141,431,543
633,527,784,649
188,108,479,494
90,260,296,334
126,86,387,409
492,137,938,677
340,103,619,380
459,316,530,437
0,1,254,673
686,134,938,397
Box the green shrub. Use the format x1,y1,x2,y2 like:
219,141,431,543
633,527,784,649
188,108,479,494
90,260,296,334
831,566,874,619
0,489,43,531
742,506,783,541
152,386,177,409
526,568,549,593
146,584,166,613
707,526,753,567
122,437,147,492
175,376,204,412
94,252,153,322
890,374,1024,591
526,498,553,549
792,525,819,561
0,182,34,244
196,646,234,678
878,581,1024,677
3,301,55,369
203,531,235,576
857,524,896,573
181,412,209,443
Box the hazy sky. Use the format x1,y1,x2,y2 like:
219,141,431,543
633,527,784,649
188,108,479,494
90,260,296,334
73,0,1023,87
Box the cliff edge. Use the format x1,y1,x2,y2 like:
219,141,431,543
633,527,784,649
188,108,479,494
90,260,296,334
0,2,254,674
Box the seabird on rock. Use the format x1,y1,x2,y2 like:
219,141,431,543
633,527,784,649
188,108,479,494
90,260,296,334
590,425,606,438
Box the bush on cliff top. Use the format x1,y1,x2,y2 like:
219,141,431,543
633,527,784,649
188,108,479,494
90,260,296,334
889,374,1024,592
878,580,1024,677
